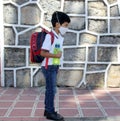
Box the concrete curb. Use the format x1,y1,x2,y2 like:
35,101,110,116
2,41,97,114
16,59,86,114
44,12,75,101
65,117,120,121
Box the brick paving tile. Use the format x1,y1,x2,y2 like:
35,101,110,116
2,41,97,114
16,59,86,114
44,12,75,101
18,95,37,101
0,102,13,107
59,95,75,102
0,95,18,101
75,89,91,95
59,101,77,108
104,108,120,116
59,109,79,117
0,88,7,94
0,109,8,116
36,102,44,108
9,109,32,117
82,108,104,117
80,101,99,108
114,96,120,101
95,95,114,101
110,91,120,96
34,109,44,116
92,89,108,92
99,101,120,108
21,88,40,95
14,102,34,108
93,93,110,97
77,95,95,102
108,89,120,96
4,88,21,95
39,94,45,101
59,88,74,95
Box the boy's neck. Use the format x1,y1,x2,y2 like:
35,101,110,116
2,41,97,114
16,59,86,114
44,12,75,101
53,27,59,35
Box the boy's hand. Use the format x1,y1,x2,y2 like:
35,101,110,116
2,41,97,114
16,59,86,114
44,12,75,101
55,51,62,58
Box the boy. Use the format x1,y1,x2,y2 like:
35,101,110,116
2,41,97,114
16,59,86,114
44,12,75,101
41,11,70,121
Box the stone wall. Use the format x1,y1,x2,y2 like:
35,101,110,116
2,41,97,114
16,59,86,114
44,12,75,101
1,0,120,88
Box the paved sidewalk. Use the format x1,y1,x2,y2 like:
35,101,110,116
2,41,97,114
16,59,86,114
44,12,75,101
0,87,120,121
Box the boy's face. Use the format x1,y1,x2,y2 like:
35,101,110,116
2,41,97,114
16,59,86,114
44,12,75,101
61,22,69,28
56,22,69,29
56,22,69,35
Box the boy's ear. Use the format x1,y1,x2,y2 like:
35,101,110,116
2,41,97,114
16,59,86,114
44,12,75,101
55,22,60,28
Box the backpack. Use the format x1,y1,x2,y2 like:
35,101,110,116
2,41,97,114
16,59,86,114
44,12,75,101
30,29,54,64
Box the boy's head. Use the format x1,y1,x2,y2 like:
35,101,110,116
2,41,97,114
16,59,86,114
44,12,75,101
51,11,71,27
51,11,71,35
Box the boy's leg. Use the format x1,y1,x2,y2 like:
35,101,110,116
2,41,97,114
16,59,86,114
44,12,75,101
41,65,58,113
42,66,64,120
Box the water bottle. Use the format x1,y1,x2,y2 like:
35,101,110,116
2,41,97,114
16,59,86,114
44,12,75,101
53,44,60,65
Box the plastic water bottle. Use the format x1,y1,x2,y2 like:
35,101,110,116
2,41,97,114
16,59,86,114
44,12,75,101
53,44,60,65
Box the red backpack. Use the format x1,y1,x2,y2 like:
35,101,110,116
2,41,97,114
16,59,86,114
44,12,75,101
30,29,54,66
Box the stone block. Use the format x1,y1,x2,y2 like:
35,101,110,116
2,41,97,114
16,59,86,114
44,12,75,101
88,47,95,62
88,1,107,16
3,4,18,24
110,5,119,17
4,27,15,45
21,4,41,25
63,32,77,46
18,27,42,45
87,64,108,71
39,0,60,13
100,35,120,44
12,0,29,5
64,47,86,61
33,69,45,87
69,17,85,31
57,70,83,87
4,48,26,67
5,70,14,87
79,33,97,45
40,0,61,27
88,19,107,33
107,65,120,87
63,63,84,68
97,47,117,62
18,32,31,46
16,27,28,33
64,0,85,14
16,68,30,87
110,19,120,33
86,73,104,88
43,16,52,28
108,0,117,4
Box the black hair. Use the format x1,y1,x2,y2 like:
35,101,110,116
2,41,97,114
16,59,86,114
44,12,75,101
51,11,71,27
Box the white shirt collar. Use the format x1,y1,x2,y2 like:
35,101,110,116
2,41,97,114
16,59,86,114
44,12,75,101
51,29,60,39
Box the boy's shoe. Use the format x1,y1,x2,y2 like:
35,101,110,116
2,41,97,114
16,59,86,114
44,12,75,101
44,110,64,121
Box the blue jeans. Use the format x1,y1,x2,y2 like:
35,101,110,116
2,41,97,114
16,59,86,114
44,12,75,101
41,65,59,113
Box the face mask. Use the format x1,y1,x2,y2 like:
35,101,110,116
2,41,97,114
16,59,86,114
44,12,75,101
59,26,68,35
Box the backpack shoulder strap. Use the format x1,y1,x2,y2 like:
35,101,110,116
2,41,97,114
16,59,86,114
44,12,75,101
42,28,54,44
49,31,54,44
43,29,55,69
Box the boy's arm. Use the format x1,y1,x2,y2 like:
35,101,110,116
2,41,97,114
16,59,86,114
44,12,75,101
41,34,62,58
40,50,62,58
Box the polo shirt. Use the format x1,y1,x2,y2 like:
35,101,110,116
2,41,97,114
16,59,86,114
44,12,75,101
41,30,64,66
